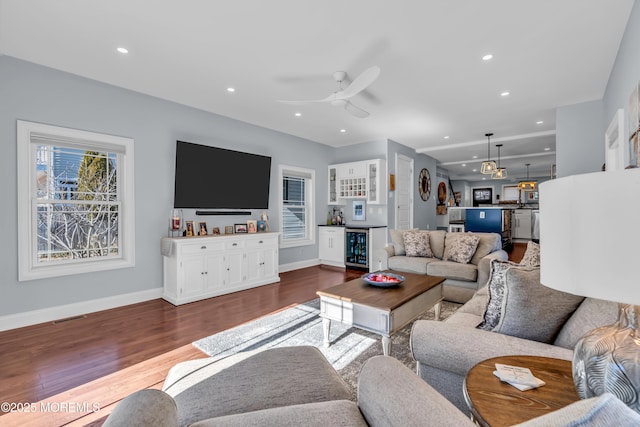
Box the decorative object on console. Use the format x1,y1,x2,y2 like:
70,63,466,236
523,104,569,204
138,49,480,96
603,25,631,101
480,133,497,175
198,222,208,236
517,163,537,191
491,144,507,179
541,169,640,413
257,220,267,232
225,225,234,234
185,220,195,237
212,227,220,235
234,223,248,233
169,209,183,237
247,220,257,233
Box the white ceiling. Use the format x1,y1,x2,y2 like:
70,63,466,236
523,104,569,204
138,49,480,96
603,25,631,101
0,0,634,181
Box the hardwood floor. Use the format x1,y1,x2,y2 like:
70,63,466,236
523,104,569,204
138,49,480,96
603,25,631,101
0,266,361,426
1,243,525,427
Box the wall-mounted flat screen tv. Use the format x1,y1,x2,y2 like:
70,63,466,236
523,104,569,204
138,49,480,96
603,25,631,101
173,141,271,209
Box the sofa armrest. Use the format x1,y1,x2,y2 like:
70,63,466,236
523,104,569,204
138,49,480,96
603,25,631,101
358,355,474,427
375,245,395,270
477,249,508,288
103,389,178,427
410,320,573,377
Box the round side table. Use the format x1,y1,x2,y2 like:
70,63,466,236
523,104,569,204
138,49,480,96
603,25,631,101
463,355,580,427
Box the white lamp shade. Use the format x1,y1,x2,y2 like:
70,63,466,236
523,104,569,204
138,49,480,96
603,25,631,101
540,169,640,306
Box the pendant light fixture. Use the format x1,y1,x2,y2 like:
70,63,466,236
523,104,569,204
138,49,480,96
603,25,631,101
492,144,507,179
480,133,497,174
517,163,537,191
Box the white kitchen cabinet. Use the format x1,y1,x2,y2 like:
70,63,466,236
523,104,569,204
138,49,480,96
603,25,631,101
513,209,532,239
328,159,387,204
162,233,279,305
319,226,345,267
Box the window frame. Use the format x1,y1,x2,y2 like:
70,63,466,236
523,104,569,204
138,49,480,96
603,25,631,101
278,164,315,249
17,120,135,281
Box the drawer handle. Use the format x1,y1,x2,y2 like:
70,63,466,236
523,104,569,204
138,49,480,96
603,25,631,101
232,243,238,246
200,246,207,250
259,240,263,244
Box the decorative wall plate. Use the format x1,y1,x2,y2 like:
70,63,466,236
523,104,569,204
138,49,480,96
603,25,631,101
418,168,431,201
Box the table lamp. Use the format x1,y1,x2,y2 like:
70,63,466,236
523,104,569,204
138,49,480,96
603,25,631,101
540,169,640,413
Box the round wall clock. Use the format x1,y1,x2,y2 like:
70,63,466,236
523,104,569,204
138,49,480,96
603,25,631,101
418,168,431,201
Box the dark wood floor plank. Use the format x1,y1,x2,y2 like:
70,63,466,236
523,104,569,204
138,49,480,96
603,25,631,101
0,266,360,426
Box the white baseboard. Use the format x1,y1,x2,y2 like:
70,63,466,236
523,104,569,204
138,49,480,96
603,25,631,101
279,259,320,273
0,287,163,332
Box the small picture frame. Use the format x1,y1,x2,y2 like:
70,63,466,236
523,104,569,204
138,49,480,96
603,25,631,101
234,223,248,233
185,220,195,237
198,222,208,236
225,225,234,235
257,220,267,232
247,220,258,233
212,227,221,235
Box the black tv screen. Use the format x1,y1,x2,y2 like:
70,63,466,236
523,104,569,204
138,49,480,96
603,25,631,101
173,141,272,209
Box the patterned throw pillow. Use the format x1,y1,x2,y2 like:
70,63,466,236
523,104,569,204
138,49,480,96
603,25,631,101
519,240,540,267
477,259,520,331
445,234,480,264
402,230,433,258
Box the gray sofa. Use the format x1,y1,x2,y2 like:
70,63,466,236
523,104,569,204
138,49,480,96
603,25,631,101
376,230,508,303
103,346,640,426
410,270,620,413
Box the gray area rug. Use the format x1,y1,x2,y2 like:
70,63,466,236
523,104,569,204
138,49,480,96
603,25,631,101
193,298,461,399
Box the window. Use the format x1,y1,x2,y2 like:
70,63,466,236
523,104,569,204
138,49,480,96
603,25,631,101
279,165,315,248
17,121,135,281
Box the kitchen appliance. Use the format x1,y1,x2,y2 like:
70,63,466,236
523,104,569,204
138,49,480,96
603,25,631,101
345,228,369,269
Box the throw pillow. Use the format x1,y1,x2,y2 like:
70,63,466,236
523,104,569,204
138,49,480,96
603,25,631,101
477,259,520,331
519,240,540,267
402,230,433,258
445,234,480,264
492,267,585,343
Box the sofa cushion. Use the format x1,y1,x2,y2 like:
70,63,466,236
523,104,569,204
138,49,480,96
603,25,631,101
492,268,585,343
477,259,521,331
389,228,415,256
428,230,447,259
444,234,480,264
427,260,478,282
519,240,540,267
403,230,433,257
388,256,434,274
470,233,503,266
553,298,619,349
191,400,367,427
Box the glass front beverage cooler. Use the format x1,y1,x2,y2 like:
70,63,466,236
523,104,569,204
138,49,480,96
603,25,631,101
345,229,368,269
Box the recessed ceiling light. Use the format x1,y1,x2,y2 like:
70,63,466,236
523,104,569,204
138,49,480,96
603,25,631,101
226,87,236,93
472,155,478,159
340,129,346,133
501,91,510,97
116,47,129,54
482,54,493,61
294,112,302,117
472,169,478,172
444,135,450,139
462,163,467,167
544,147,551,151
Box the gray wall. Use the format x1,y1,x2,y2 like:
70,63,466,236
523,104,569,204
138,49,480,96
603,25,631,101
555,100,604,177
0,56,334,316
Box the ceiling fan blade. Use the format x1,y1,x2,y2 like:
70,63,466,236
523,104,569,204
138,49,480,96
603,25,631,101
277,93,335,104
344,101,370,118
339,66,380,99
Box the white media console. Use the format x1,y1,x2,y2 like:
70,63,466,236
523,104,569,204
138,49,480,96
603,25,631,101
161,232,280,305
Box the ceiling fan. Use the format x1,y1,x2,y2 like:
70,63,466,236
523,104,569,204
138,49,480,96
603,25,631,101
278,65,380,118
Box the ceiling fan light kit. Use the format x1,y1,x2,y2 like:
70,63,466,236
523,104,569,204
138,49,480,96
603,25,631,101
277,66,380,118
480,133,497,174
